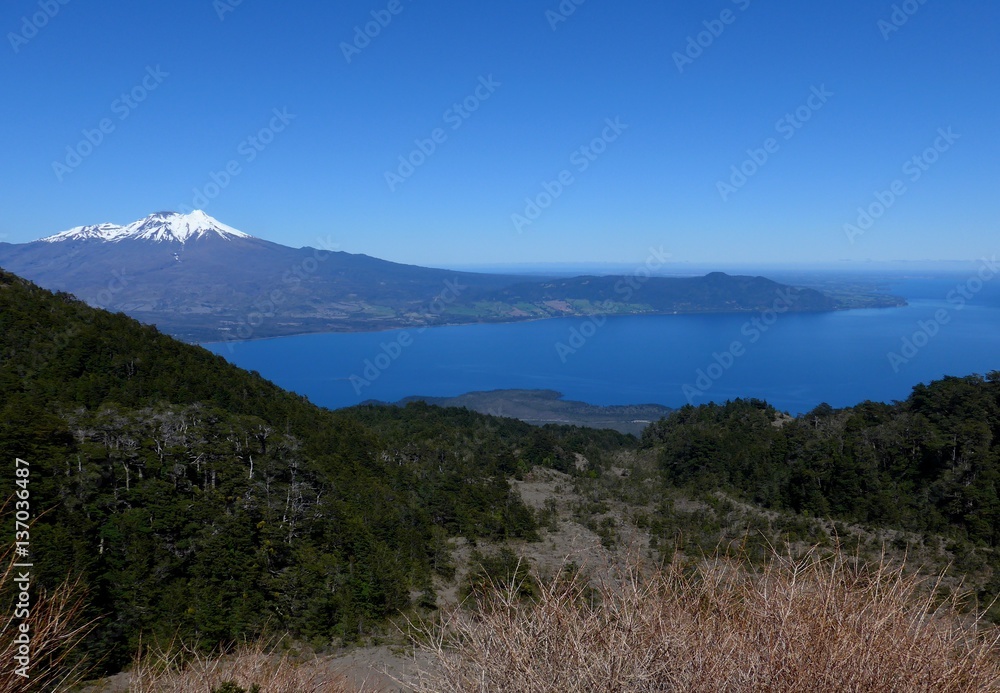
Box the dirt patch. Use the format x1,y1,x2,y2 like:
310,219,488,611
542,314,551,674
319,644,435,691
79,645,437,693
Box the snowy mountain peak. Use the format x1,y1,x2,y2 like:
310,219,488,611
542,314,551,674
40,211,253,244
41,222,126,243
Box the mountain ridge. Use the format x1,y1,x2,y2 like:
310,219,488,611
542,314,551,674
0,212,906,342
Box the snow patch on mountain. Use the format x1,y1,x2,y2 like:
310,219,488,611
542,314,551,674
41,223,125,242
41,211,252,244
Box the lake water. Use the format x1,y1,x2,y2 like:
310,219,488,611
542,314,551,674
203,274,1000,415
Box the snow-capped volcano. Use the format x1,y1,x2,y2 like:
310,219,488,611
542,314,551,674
40,210,252,244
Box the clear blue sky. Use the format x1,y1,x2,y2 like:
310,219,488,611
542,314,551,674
2,0,997,266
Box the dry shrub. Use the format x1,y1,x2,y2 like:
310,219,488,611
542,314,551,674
413,548,1000,692
129,638,363,692
0,573,96,692
0,501,98,692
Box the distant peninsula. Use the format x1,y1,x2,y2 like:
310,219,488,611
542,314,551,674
396,389,673,435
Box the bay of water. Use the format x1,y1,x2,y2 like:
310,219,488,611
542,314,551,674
203,276,1000,415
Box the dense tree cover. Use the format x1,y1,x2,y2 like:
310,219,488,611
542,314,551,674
3,267,999,675
0,271,611,671
643,377,1000,547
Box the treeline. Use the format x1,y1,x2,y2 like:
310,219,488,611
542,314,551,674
642,375,1000,547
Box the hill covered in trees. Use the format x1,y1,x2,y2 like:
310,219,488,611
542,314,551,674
0,269,634,673
643,383,1000,547
0,267,997,682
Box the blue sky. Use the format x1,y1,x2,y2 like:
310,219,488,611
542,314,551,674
1,0,997,266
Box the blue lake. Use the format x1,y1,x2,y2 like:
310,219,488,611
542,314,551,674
204,275,1000,415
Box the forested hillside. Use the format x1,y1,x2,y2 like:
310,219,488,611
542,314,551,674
643,383,1000,547
1,267,998,683
0,269,632,673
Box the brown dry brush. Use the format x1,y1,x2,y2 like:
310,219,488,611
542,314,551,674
411,547,1000,693
0,574,96,693
0,506,98,692
129,637,364,693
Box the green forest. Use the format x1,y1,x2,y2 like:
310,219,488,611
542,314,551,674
643,383,1000,546
1,268,999,678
